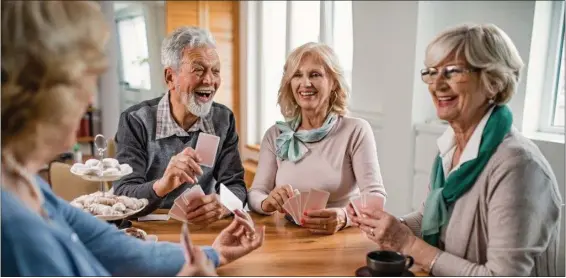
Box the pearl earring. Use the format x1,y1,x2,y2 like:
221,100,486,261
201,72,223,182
488,98,495,105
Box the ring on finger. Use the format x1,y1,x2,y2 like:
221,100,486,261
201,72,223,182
369,228,375,237
246,233,257,240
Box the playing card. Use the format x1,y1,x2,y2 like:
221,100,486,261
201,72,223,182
350,193,385,216
219,183,243,212
174,194,188,212
303,188,330,212
289,195,302,225
181,223,195,263
282,198,299,224
350,196,363,216
195,133,220,168
364,193,385,211
299,192,309,217
181,185,206,205
293,190,302,219
169,203,188,222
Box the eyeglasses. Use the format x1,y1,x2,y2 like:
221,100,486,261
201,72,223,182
420,65,479,84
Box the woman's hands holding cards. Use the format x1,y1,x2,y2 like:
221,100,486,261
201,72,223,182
349,206,415,254
261,184,294,213
301,208,347,235
176,245,218,276
212,209,265,266
154,147,203,197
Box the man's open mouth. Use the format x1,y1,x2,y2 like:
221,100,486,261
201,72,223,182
194,90,214,102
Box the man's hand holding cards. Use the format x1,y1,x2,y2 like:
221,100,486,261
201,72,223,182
169,183,243,226
153,147,203,197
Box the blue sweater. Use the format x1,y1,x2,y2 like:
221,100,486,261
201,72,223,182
1,176,219,276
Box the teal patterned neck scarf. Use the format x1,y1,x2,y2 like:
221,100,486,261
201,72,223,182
275,113,338,163
421,105,513,247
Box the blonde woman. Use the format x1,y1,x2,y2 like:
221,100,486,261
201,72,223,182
248,42,387,234
1,1,263,276
348,23,562,276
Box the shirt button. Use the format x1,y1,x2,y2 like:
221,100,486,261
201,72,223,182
71,233,79,242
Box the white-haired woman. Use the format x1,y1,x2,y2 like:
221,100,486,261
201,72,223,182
1,1,263,276
348,23,562,276
249,42,387,235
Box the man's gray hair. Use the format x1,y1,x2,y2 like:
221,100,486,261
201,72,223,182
161,26,216,70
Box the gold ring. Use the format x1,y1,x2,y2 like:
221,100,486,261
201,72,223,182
370,228,375,237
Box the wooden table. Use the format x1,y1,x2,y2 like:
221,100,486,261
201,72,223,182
133,212,427,276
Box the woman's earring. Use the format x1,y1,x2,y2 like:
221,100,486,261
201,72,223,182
488,98,495,105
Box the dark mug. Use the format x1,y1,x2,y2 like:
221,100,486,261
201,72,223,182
366,250,414,276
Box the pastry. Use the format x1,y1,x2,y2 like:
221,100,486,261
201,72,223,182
86,203,121,216
123,227,147,240
102,158,120,168
70,192,148,218
119,164,133,174
72,158,132,177
112,202,126,212
102,168,120,176
84,159,100,168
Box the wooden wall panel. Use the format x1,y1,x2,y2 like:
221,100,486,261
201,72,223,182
165,0,240,134
165,1,199,32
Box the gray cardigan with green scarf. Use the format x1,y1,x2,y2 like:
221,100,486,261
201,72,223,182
403,128,562,276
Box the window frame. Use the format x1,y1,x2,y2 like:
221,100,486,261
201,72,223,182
246,1,352,146
538,0,565,133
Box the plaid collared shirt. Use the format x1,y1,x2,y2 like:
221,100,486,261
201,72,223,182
155,92,215,140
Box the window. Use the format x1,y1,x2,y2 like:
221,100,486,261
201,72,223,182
289,1,321,50
247,1,354,145
539,0,565,132
333,1,354,86
259,1,287,138
116,14,152,91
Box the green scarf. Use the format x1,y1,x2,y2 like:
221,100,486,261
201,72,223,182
422,105,513,246
275,113,338,163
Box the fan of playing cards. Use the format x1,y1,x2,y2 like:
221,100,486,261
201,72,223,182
283,188,331,226
283,189,386,226
169,183,244,222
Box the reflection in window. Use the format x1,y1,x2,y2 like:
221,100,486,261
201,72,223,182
117,15,151,90
289,1,321,51
333,1,353,87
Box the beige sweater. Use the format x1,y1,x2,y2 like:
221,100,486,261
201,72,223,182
248,116,387,215
403,129,562,276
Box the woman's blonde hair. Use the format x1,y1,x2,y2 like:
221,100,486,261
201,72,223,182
424,23,524,104
1,1,109,156
277,42,350,119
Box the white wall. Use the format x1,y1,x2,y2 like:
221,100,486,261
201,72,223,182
350,0,420,218
351,1,564,274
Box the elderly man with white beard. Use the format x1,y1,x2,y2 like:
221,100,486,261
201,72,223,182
113,26,246,225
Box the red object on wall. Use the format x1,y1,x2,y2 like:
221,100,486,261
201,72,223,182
76,116,90,137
